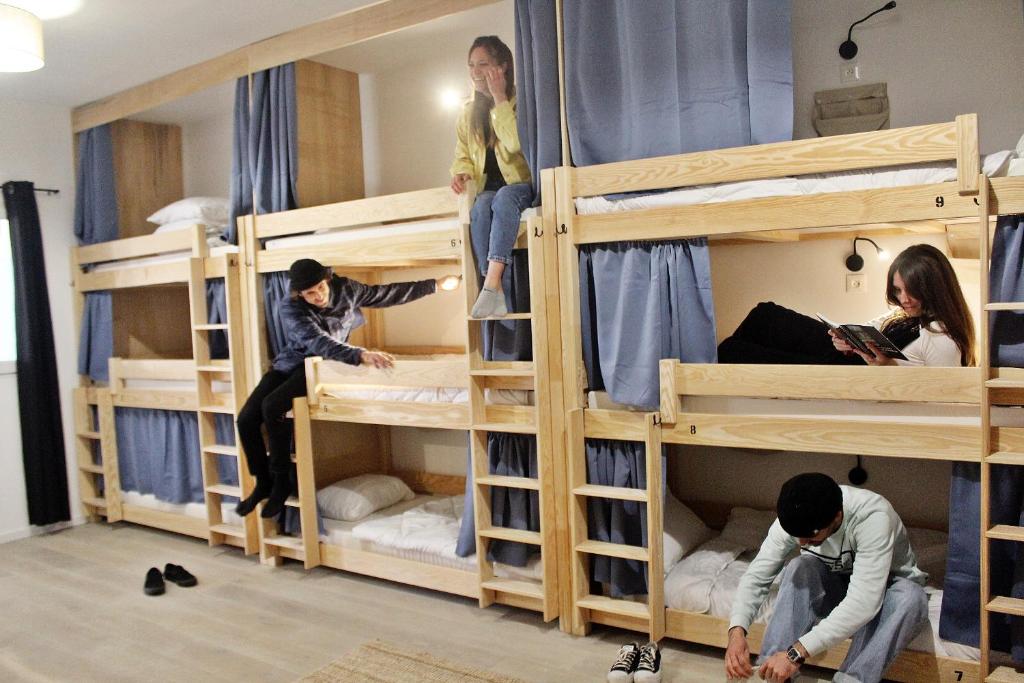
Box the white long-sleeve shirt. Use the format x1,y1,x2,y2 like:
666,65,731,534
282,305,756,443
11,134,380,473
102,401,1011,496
728,486,927,657
867,312,962,367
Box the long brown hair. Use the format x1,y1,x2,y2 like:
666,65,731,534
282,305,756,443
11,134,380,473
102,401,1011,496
885,244,976,366
468,36,515,147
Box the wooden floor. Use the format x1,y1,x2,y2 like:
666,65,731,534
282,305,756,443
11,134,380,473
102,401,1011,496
0,523,835,682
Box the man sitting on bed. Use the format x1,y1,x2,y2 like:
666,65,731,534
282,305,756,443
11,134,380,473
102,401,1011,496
724,472,928,683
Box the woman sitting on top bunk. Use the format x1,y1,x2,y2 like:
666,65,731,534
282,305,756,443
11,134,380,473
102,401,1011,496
449,35,533,319
717,244,976,368
234,258,460,519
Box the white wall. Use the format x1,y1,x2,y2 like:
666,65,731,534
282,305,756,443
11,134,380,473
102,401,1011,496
0,98,80,542
792,0,1024,151
182,111,233,198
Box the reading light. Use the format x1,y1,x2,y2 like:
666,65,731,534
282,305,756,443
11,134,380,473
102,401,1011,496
439,275,461,291
839,1,896,60
845,237,887,272
0,3,44,72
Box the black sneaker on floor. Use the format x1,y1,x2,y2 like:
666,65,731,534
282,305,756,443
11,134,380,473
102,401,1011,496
163,563,197,587
634,642,662,683
144,567,165,596
607,642,640,682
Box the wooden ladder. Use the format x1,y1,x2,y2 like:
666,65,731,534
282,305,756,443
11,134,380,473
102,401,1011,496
73,387,122,522
186,254,257,554
461,210,559,622
566,409,665,640
979,175,1024,682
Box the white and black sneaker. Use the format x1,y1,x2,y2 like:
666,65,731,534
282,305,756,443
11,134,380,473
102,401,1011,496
607,642,641,682
634,641,662,683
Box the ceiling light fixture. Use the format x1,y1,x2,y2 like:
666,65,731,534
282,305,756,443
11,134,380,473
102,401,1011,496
0,3,44,73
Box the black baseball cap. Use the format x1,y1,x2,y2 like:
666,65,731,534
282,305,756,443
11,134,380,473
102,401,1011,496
288,258,332,293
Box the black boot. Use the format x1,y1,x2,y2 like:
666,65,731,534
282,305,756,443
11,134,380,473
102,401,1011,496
259,473,292,519
235,478,272,517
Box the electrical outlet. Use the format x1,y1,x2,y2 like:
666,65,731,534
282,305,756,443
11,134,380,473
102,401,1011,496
839,63,861,83
846,273,866,293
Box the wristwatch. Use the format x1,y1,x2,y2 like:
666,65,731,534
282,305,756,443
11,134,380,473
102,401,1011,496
786,646,806,665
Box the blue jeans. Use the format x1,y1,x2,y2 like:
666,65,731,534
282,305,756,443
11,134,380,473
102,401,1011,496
470,183,534,277
758,555,928,683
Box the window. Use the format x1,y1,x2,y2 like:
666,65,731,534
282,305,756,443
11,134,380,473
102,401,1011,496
0,219,15,362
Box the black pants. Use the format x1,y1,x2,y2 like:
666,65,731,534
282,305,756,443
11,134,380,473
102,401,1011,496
236,366,307,478
717,301,861,365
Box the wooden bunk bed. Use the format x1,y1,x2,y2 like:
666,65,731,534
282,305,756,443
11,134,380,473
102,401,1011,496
71,223,256,552
240,184,565,623
550,115,1024,682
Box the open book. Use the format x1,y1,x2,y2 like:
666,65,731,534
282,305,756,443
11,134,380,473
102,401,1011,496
816,313,908,361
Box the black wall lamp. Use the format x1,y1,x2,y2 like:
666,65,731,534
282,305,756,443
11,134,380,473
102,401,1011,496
840,1,897,60
846,237,889,271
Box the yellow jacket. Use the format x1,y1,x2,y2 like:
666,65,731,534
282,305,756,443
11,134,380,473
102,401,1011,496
450,96,532,190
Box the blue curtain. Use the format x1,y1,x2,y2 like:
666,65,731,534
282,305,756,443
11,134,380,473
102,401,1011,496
562,0,793,166
116,409,237,505
580,239,717,410
74,124,119,382
228,63,298,244
942,215,1024,660
206,279,228,359
514,0,562,202
263,271,291,360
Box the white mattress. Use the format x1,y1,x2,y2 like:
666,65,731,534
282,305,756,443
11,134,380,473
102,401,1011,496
90,244,236,272
120,489,242,526
319,494,543,582
575,150,1016,214
264,207,540,250
662,528,982,661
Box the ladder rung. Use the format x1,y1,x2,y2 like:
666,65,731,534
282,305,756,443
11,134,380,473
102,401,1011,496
209,523,246,539
986,379,1024,390
476,475,540,491
573,484,648,503
987,596,1024,617
198,405,234,415
986,302,1024,311
203,444,239,457
79,463,104,475
263,535,305,551
987,666,1024,682
467,312,532,321
196,365,232,373
480,578,543,599
576,540,649,562
193,324,229,330
478,527,542,545
82,496,107,509
284,496,300,508
206,483,241,498
77,430,101,440
576,594,651,619
471,422,536,435
988,451,1024,466
988,525,1024,542
469,363,535,378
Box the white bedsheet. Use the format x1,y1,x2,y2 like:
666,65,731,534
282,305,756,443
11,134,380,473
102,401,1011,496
320,494,542,582
663,529,981,661
575,151,1015,214
90,244,235,272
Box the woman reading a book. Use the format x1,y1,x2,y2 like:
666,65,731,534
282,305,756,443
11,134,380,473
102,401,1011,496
717,244,975,367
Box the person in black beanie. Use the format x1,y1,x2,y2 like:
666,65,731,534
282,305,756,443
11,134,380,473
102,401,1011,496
724,473,928,683
234,258,460,519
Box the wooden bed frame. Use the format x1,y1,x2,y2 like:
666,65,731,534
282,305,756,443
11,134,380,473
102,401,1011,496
550,115,1024,682
240,184,564,625
71,229,256,553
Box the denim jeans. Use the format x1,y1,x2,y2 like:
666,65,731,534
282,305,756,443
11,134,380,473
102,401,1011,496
758,555,928,683
469,182,534,277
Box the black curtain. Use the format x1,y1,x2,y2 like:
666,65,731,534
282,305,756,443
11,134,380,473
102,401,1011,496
3,181,70,525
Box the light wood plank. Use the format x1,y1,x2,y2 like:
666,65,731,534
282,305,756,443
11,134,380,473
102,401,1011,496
572,484,648,503
477,528,542,545
318,543,480,600
572,121,959,198
475,475,540,491
583,409,650,441
986,525,1024,542
957,114,980,195
576,595,650,619
76,228,196,265
256,230,462,272
120,504,209,539
292,399,322,570
479,578,544,600
988,596,1024,617
575,540,649,562
78,261,191,292
313,400,469,430
664,412,980,461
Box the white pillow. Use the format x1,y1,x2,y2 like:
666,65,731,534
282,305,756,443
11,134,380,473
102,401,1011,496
662,494,715,574
719,507,778,552
316,474,416,522
147,197,229,226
